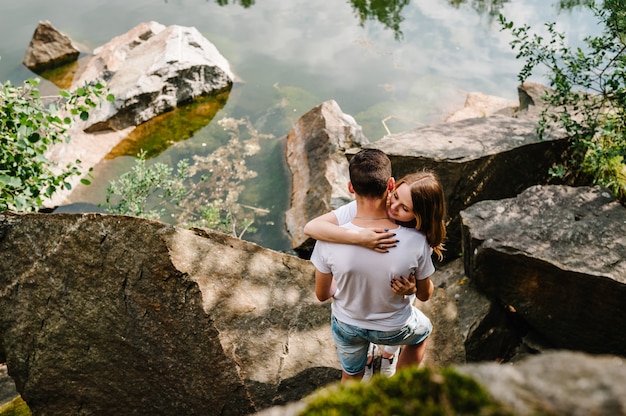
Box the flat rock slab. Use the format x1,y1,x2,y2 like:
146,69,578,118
461,185,626,355
356,115,571,259
458,351,626,416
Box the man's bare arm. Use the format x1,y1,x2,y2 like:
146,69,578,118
315,269,336,302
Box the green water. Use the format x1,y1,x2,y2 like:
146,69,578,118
0,0,598,252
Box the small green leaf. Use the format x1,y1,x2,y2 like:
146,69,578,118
0,174,22,187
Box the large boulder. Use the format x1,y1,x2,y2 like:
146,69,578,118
42,22,234,208
351,83,571,260
284,100,369,253
460,185,626,355
72,21,235,132
445,91,518,122
421,259,526,366
22,21,80,72
457,351,626,415
0,212,339,415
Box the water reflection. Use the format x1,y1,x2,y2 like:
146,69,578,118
202,0,596,45
447,0,509,18
105,91,231,159
556,0,595,10
447,0,594,18
349,0,411,40
1,0,600,253
214,0,256,7
205,0,413,40
36,61,79,90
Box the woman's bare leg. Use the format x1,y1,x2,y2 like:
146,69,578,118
396,338,428,370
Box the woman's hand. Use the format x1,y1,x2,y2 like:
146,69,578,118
390,274,416,296
356,228,397,253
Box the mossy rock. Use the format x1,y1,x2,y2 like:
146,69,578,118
300,366,512,416
0,396,31,416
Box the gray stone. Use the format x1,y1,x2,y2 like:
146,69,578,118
457,351,626,416
460,185,626,355
284,100,369,252
22,21,80,72
42,22,235,208
72,21,234,132
421,259,523,366
445,91,518,122
338,82,571,260
352,112,571,260
0,365,18,408
0,212,340,415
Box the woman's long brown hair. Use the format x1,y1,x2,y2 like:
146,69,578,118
395,170,447,261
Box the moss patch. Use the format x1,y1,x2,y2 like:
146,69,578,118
300,366,512,416
0,396,31,416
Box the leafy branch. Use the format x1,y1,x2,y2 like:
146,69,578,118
500,1,626,203
102,116,268,240
0,78,114,212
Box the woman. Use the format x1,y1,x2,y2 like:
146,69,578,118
304,169,447,380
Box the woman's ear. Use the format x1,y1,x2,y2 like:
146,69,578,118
387,177,395,191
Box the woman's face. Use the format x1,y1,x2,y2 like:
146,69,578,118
387,183,415,223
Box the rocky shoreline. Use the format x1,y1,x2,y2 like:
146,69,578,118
2,20,625,416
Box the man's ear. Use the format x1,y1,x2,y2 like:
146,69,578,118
348,182,355,194
387,177,395,191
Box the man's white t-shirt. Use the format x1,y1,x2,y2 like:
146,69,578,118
310,201,434,331
333,200,358,226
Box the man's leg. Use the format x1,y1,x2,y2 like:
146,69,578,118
331,316,369,383
396,338,428,370
342,369,365,383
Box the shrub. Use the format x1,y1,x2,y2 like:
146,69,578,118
0,78,113,212
103,150,257,239
500,0,626,203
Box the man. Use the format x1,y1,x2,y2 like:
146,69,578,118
310,148,434,383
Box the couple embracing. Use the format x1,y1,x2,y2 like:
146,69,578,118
305,148,446,383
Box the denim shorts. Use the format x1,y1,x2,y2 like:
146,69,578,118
330,307,432,375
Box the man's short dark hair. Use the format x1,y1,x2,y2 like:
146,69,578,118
349,149,392,198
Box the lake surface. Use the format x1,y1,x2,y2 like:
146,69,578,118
0,0,598,252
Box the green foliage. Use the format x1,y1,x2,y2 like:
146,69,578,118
194,201,257,239
300,366,512,416
0,78,113,212
103,150,257,239
500,0,626,204
104,150,189,220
